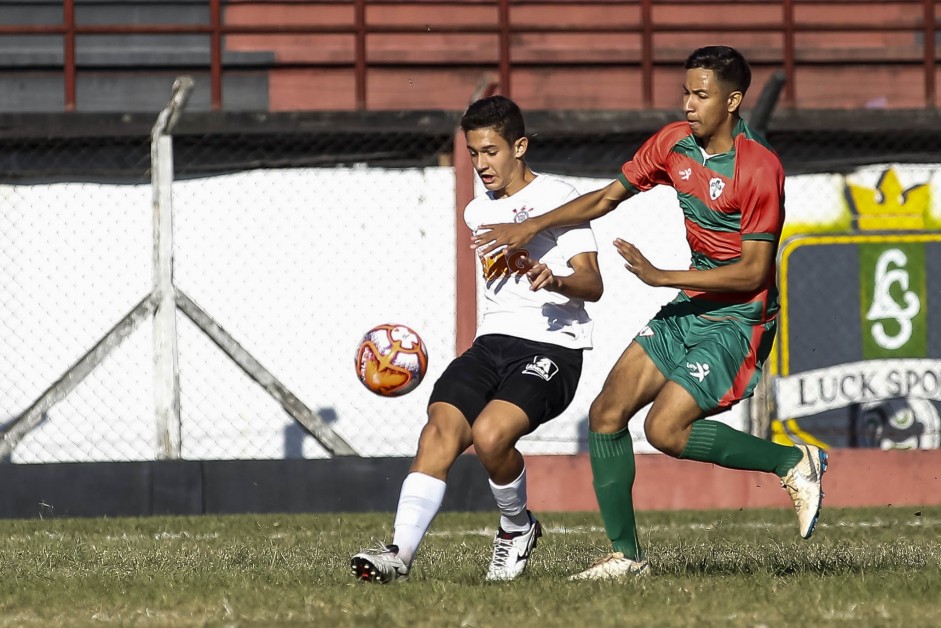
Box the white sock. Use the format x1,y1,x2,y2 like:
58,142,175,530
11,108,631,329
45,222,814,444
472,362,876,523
392,472,446,566
489,466,531,532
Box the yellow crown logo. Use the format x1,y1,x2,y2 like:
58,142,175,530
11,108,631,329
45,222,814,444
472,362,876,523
845,168,929,231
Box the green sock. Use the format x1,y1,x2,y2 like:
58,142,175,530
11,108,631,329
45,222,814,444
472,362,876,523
589,427,642,560
679,419,802,477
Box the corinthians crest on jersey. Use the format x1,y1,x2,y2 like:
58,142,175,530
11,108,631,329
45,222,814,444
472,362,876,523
463,173,598,350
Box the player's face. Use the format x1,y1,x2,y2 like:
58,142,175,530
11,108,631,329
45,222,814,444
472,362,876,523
465,127,527,198
683,68,741,149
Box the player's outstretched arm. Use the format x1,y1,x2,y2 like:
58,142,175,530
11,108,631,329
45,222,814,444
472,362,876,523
473,180,633,257
616,239,775,292
521,251,603,301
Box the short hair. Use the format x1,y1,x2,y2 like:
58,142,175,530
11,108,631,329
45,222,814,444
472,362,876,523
459,95,525,145
685,46,752,94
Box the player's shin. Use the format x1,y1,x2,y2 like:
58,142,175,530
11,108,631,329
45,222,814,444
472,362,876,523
392,472,447,566
679,419,802,476
588,427,642,560
489,465,531,531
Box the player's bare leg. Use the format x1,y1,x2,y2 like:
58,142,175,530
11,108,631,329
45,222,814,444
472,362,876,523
472,400,530,484
411,403,474,479
352,404,471,583
590,342,668,435
643,382,704,456
473,401,542,581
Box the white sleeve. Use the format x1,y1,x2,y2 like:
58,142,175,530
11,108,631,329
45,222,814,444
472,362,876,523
552,223,598,262
549,184,596,262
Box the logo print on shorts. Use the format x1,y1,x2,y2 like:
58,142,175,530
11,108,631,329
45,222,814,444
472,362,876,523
709,177,725,200
637,325,654,337
523,356,559,381
686,362,711,382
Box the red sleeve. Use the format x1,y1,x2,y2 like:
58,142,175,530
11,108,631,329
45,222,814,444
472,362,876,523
619,123,686,193
739,151,785,239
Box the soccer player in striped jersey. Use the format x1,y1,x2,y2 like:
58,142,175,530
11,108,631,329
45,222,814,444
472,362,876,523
472,45,828,580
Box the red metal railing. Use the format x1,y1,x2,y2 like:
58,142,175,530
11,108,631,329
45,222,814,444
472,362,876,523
0,0,936,111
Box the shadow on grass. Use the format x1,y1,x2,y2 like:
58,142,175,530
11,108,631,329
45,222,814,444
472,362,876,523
648,539,935,576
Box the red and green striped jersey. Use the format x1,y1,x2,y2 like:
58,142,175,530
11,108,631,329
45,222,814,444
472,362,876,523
617,118,785,324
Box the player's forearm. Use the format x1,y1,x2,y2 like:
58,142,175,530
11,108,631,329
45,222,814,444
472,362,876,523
531,187,625,233
549,272,604,302
655,263,767,293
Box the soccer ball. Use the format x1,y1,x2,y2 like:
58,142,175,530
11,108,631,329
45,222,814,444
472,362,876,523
354,324,428,397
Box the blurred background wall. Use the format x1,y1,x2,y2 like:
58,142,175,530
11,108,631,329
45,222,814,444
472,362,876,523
0,1,938,487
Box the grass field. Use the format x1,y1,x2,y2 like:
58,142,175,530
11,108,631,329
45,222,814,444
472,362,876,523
0,506,938,626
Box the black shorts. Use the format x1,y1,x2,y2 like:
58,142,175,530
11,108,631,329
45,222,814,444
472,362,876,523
428,333,583,432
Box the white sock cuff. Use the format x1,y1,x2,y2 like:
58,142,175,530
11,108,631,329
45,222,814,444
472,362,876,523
488,465,526,491
489,466,528,520
402,472,446,499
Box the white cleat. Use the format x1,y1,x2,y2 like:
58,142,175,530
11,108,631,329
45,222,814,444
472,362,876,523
781,444,829,539
568,552,650,581
485,512,543,581
351,544,409,583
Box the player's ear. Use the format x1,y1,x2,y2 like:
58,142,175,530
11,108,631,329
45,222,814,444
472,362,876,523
515,136,528,157
727,90,743,114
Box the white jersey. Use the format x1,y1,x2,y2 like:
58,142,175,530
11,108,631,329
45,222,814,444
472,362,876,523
464,174,597,350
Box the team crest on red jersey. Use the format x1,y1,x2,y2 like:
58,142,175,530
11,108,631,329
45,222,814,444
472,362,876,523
709,177,726,200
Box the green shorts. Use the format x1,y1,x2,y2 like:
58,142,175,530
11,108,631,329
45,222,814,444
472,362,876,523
634,294,777,413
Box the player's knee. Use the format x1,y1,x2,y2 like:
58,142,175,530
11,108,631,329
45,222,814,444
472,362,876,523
415,422,464,467
471,425,512,462
588,395,629,433
643,420,683,457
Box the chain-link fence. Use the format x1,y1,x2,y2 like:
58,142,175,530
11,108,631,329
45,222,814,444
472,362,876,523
2,103,940,463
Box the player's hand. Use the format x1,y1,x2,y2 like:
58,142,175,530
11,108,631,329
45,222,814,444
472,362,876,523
472,221,538,258
614,238,664,286
519,256,558,292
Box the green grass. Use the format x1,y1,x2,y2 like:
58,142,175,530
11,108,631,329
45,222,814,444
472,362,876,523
0,507,938,626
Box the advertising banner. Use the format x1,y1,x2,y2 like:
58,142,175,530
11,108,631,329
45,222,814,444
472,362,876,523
775,232,941,449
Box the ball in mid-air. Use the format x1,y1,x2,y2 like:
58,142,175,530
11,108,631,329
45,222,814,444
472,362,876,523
355,323,428,397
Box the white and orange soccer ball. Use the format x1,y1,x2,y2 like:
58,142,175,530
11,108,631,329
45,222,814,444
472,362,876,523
354,323,429,397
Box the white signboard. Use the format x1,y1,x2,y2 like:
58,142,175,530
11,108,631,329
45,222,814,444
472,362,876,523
775,358,941,418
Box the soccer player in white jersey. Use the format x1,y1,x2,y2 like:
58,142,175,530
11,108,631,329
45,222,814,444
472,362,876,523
351,95,603,583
